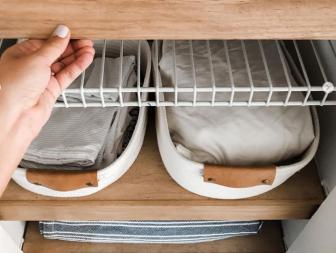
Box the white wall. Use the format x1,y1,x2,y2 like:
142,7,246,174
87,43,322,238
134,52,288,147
0,221,25,248
282,220,308,249
0,222,25,253
287,187,336,253
283,41,336,249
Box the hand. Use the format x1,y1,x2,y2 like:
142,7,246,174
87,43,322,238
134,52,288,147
0,25,95,195
0,25,95,137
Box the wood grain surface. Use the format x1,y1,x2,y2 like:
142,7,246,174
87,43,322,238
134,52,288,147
0,0,336,39
0,117,324,220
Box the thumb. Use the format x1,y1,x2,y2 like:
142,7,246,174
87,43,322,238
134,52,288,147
36,25,70,65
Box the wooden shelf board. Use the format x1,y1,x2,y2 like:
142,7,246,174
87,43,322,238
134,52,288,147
1,1,336,39
0,117,325,220
23,221,285,253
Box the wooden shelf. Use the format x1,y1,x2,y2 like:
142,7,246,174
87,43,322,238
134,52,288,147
0,116,325,220
23,221,285,253
1,1,336,39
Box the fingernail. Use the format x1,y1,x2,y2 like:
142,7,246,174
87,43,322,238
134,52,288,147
52,25,69,38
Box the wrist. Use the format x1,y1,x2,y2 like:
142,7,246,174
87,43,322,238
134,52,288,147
0,98,21,136
0,85,30,136
0,113,35,170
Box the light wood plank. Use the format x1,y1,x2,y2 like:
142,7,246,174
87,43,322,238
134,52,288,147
0,0,336,39
23,221,285,253
0,118,325,220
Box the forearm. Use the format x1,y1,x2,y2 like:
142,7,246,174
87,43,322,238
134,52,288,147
0,26,94,196
0,108,34,195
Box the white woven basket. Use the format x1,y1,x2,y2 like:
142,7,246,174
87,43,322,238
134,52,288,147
12,40,151,197
153,41,320,199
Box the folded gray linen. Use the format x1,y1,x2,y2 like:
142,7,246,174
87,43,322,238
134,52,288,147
20,58,137,170
21,107,117,169
20,106,136,171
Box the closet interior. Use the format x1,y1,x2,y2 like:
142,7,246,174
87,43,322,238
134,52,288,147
1,1,336,252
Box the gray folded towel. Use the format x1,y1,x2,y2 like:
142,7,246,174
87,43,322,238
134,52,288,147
21,107,117,169
20,106,137,171
20,57,137,170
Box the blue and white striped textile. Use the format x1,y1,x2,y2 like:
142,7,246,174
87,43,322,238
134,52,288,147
39,220,262,244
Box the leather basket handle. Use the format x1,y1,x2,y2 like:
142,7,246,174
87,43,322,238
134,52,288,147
203,164,276,188
26,169,98,191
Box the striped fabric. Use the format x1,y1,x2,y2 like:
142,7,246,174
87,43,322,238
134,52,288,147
21,107,118,169
20,56,138,171
39,220,262,244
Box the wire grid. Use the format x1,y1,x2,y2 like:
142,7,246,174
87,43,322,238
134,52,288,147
1,39,335,107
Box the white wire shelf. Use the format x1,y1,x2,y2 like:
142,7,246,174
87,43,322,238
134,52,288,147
1,39,336,107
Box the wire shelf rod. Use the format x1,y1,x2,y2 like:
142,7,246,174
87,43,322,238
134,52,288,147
223,41,235,106
206,40,216,106
98,39,107,107
155,40,160,106
55,100,336,108
137,40,142,107
80,70,87,108
241,40,254,106
63,85,331,94
189,40,197,106
119,40,124,107
276,41,292,106
293,41,311,105
173,40,178,106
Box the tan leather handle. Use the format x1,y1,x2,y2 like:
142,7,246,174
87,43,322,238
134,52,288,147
27,169,98,191
203,164,276,188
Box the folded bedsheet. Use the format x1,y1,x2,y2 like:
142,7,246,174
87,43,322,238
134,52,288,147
21,107,117,169
159,40,315,166
20,57,137,170
39,220,262,244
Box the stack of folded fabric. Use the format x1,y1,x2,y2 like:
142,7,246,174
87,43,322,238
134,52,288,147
159,40,315,166
39,220,262,244
20,55,137,171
